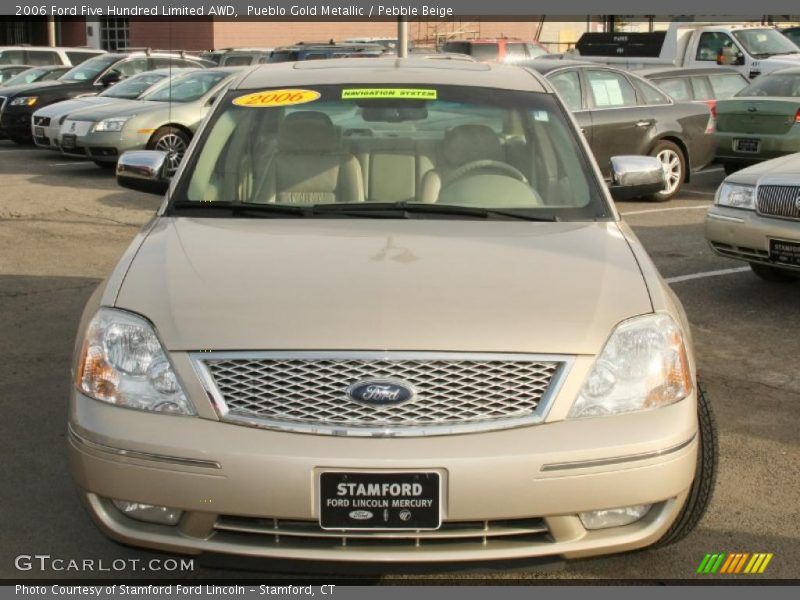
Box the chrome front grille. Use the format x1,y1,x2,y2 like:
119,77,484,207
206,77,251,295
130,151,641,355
757,185,800,221
214,515,551,550
0,96,6,114
194,351,569,436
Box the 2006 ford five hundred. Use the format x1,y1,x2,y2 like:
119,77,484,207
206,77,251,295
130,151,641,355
69,59,717,565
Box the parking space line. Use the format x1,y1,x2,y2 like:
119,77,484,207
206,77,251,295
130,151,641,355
51,162,93,166
666,266,750,284
621,205,709,216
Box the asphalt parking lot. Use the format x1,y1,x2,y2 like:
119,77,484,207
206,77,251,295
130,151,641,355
1,142,798,581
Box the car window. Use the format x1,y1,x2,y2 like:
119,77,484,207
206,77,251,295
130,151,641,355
110,57,149,78
221,55,254,66
25,50,60,65
585,70,638,107
690,76,714,100
548,70,583,111
0,50,26,65
733,28,800,58
635,77,670,104
61,55,120,81
696,32,737,61
470,44,499,61
708,72,749,99
100,72,169,99
736,72,800,98
655,77,692,101
441,42,471,55
525,43,549,58
505,43,527,62
143,71,231,103
179,84,604,221
66,51,99,65
3,68,45,86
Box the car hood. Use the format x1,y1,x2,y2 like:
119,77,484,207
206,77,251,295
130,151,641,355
761,54,800,66
726,152,800,185
70,100,176,121
33,96,119,118
115,218,653,354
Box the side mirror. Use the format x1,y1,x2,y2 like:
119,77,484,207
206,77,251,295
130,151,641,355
97,71,122,87
116,150,170,195
608,155,665,200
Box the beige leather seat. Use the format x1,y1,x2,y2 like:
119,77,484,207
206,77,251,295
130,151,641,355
253,111,364,204
419,124,507,203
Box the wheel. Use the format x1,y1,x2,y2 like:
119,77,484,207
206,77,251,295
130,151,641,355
722,163,741,176
653,380,718,547
749,262,800,282
647,140,686,202
93,160,116,170
147,126,191,175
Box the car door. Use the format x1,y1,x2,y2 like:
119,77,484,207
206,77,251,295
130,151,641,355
580,68,655,177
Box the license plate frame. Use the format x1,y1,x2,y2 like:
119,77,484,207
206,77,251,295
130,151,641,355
61,134,77,149
734,138,760,153
33,126,45,138
769,238,800,267
318,471,441,531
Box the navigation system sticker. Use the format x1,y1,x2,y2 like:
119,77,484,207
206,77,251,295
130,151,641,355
341,88,437,100
233,89,321,107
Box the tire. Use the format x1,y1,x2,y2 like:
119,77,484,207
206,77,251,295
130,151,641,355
93,160,116,170
653,381,718,548
647,140,686,202
147,126,191,175
722,163,741,176
749,262,800,282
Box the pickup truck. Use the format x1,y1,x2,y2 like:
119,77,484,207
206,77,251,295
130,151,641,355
566,20,800,79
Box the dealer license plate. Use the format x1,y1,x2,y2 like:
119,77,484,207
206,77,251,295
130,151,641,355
770,239,800,267
33,126,45,138
734,138,760,153
319,471,441,530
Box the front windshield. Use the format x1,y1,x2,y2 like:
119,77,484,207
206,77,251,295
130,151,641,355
142,71,230,103
3,68,46,86
732,29,799,57
736,72,800,97
60,55,120,82
100,72,169,99
177,84,604,220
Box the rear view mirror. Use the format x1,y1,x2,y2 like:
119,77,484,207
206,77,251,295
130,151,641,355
116,150,170,195
97,71,122,87
608,155,665,200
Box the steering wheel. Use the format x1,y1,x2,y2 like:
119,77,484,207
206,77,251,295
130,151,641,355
445,160,528,185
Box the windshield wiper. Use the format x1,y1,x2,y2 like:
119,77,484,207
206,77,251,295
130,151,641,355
171,200,310,217
310,202,560,222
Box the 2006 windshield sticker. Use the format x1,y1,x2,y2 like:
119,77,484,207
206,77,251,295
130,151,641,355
233,89,321,107
342,89,437,100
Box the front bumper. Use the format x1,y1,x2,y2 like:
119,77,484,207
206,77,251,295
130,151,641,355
0,106,34,139
705,206,800,271
61,128,149,162
69,389,698,563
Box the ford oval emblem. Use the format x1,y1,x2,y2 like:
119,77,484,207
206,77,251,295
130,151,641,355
346,379,416,405
349,510,373,520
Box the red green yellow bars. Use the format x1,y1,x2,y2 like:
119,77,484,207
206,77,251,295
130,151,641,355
697,553,774,574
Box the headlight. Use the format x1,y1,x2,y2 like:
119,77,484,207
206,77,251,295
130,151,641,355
715,182,755,210
569,314,692,418
75,308,194,415
10,96,38,107
93,117,129,132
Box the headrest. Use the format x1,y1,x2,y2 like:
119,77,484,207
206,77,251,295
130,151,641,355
441,124,503,167
278,111,340,152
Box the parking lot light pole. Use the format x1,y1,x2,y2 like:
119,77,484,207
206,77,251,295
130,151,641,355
47,16,56,47
398,17,409,58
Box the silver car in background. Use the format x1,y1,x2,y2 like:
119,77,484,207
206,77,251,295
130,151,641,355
32,69,198,151
58,68,242,170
